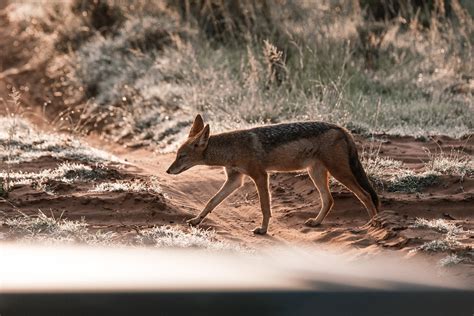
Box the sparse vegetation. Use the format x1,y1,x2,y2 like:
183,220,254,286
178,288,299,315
1,88,24,194
91,178,163,195
1,211,117,245
0,117,123,164
1,210,241,251
361,150,440,193
135,225,242,251
386,170,439,193
417,237,463,252
413,218,463,234
411,217,472,267
361,145,405,188
360,139,473,193
0,179,7,198
0,116,123,194
0,162,115,189
424,147,473,177
4,0,472,149
439,254,465,267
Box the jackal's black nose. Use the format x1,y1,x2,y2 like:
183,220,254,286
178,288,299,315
166,169,171,174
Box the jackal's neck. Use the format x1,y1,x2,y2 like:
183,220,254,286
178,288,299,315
202,134,233,166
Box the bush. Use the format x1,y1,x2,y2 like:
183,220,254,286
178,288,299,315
0,179,7,198
169,0,279,44
387,171,439,192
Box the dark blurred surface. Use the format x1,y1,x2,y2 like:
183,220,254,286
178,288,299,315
0,245,473,316
1,290,473,316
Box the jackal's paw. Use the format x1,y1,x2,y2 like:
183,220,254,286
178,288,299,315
187,217,202,226
304,218,322,227
252,227,267,235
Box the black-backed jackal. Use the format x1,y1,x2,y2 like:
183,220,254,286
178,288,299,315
167,114,380,235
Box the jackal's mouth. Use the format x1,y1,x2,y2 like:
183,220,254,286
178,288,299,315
167,164,191,175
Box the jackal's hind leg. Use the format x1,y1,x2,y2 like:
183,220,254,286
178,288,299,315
330,172,377,219
305,164,334,227
187,169,244,226
324,160,377,220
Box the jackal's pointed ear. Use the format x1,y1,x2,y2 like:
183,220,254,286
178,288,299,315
196,124,210,148
189,114,204,138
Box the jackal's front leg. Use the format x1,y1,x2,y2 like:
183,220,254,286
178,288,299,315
251,172,271,235
187,169,244,226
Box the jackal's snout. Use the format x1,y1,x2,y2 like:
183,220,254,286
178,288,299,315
166,159,187,175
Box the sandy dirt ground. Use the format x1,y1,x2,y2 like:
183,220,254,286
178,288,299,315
2,133,473,260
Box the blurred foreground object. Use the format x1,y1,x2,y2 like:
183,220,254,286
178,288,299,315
0,244,472,315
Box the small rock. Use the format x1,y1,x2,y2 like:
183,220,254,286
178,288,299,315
275,187,285,194
443,213,456,220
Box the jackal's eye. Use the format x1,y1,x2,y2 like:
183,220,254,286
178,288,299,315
178,153,187,159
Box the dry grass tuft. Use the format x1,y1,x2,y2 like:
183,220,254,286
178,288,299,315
424,147,473,177
410,217,472,267
135,225,243,251
1,211,243,251
0,117,123,164
2,211,117,245
91,177,164,195
412,218,463,235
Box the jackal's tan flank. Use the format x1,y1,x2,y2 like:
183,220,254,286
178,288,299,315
167,114,380,235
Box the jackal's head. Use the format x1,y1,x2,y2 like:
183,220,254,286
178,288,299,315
166,114,210,174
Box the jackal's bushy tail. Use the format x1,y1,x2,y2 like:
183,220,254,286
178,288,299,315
346,134,380,212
